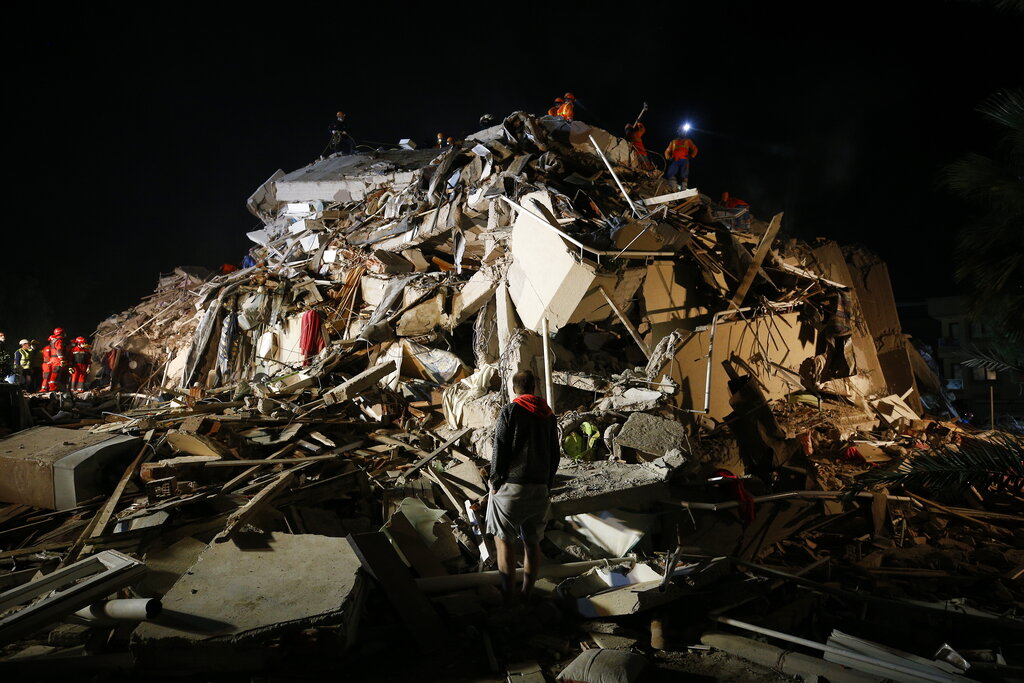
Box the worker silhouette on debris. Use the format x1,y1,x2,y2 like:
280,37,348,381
547,97,564,117
721,191,752,231
326,111,355,156
664,129,698,190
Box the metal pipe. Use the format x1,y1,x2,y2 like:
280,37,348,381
588,135,641,217
541,316,554,408
415,556,636,594
715,617,961,682
681,302,801,414
71,598,162,625
670,490,914,511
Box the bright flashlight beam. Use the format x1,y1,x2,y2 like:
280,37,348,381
682,122,692,132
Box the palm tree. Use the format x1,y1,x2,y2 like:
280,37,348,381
943,88,1024,359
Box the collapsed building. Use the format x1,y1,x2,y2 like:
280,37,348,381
1,112,1020,681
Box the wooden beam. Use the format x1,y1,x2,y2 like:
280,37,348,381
598,286,651,359
729,212,782,309
397,427,472,483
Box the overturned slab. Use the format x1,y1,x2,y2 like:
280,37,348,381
551,461,668,517
0,427,141,510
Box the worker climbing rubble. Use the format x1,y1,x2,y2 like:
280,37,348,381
546,97,564,117
70,336,91,392
664,126,699,190
39,327,68,392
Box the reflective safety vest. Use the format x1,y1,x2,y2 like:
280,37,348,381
73,344,91,365
15,348,32,370
665,137,698,160
556,100,574,121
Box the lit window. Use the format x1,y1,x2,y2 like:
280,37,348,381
986,368,997,381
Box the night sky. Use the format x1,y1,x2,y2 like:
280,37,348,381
3,1,1021,345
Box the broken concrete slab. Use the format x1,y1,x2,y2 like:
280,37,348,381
132,532,364,648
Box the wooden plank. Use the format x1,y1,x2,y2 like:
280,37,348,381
62,430,154,566
729,212,782,309
214,467,304,543
398,427,472,483
220,443,297,494
345,532,448,652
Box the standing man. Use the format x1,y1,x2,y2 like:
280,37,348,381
14,340,32,388
40,328,68,392
327,111,355,156
28,340,43,391
487,370,559,605
70,336,92,392
663,129,699,190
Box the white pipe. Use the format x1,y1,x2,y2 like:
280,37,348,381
72,598,162,625
542,316,554,408
588,135,641,217
716,617,962,683
674,490,914,511
415,556,636,594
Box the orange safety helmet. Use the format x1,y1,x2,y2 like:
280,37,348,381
554,97,564,103
336,111,345,118
75,336,88,344
563,92,576,101
53,327,65,337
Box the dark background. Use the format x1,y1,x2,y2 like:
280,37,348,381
2,1,1021,345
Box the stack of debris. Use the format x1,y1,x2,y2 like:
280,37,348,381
1,112,1020,681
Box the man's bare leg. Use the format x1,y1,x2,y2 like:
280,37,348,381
494,535,518,605
521,541,542,599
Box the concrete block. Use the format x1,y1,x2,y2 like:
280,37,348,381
614,413,687,459
0,427,141,510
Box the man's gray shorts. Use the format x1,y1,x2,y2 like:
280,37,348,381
485,483,550,545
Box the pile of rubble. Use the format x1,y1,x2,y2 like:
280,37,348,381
1,112,1021,681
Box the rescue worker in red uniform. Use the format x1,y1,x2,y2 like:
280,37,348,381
70,337,92,392
547,97,564,116
40,328,68,392
663,133,699,190
556,92,576,121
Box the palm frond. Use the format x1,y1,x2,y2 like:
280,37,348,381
960,345,1023,373
848,433,1024,495
977,88,1024,132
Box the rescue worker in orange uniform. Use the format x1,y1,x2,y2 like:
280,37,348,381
625,121,647,157
70,337,92,392
547,97,564,116
663,132,699,190
721,191,752,231
721,191,749,210
40,328,68,392
556,93,576,122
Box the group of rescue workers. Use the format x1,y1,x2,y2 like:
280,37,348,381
544,92,752,215
324,95,749,223
0,329,92,393
544,92,700,192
